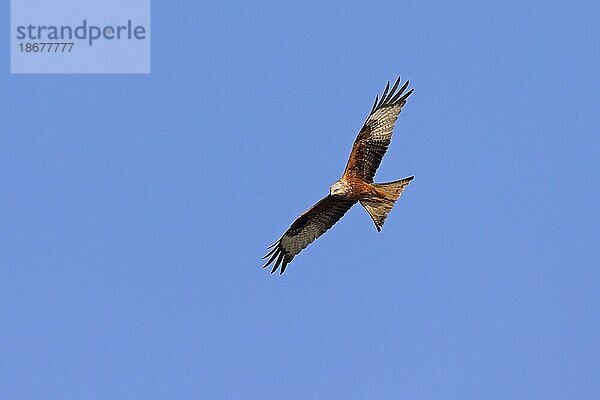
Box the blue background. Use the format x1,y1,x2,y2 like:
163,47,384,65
2,1,599,399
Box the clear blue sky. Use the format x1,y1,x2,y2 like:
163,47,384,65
2,1,599,399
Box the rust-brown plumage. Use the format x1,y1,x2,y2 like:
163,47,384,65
264,77,414,274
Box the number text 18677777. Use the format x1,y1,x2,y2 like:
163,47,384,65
19,42,74,52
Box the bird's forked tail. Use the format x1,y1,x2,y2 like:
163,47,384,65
360,176,414,231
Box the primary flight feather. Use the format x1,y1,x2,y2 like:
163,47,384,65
264,77,414,274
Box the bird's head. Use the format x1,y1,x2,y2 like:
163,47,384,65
330,181,346,196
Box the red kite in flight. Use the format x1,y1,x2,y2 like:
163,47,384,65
264,77,414,274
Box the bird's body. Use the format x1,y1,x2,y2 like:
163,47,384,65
330,177,375,200
331,176,406,201
264,77,415,274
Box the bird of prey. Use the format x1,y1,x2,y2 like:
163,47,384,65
263,77,414,274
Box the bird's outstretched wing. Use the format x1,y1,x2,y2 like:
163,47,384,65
343,77,413,183
263,195,356,274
